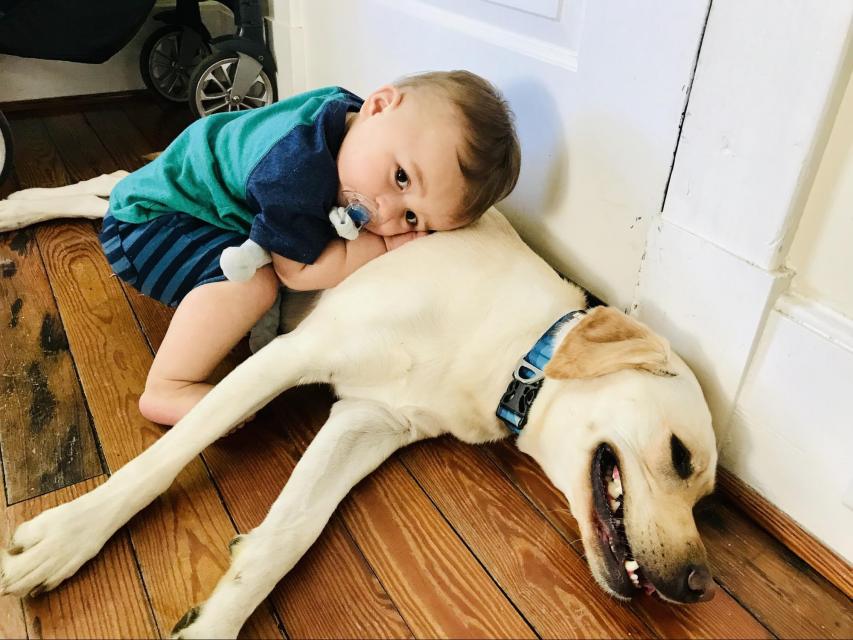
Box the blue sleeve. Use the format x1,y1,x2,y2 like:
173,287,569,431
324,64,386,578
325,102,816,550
245,99,351,264
249,203,335,264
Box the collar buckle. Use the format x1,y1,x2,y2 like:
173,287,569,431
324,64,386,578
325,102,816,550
496,309,587,435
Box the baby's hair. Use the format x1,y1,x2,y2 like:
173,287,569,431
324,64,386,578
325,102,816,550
394,70,521,222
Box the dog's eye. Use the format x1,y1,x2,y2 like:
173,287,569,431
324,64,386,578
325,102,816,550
671,435,693,479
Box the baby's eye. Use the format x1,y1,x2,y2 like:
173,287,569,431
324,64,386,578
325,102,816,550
405,210,418,225
395,167,409,189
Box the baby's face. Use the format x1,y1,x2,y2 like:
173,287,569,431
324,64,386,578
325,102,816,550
337,86,468,237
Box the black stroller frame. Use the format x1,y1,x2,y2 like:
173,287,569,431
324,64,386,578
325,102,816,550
0,0,279,184
141,0,277,116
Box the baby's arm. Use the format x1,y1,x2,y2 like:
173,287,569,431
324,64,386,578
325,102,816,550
274,231,418,291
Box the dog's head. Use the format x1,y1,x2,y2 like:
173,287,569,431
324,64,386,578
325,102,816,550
517,306,717,603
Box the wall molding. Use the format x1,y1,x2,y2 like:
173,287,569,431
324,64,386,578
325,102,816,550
375,0,578,71
776,292,853,355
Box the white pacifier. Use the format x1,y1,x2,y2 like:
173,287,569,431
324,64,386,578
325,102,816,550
328,190,382,240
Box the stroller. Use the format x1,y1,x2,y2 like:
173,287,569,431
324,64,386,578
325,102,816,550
0,0,277,184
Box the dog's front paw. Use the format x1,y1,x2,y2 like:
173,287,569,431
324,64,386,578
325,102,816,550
0,199,32,231
7,171,128,200
171,602,240,640
6,186,56,201
0,498,111,597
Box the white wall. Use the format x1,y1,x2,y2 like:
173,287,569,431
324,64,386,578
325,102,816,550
269,0,709,312
635,1,853,562
726,295,853,561
0,1,233,103
722,48,853,561
788,69,853,319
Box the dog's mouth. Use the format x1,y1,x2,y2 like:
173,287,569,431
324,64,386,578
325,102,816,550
590,443,656,597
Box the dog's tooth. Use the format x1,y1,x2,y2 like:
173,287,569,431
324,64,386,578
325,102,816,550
624,560,639,572
607,479,623,499
608,471,623,498
609,498,621,512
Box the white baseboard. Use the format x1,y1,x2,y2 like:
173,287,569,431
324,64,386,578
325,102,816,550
722,294,853,562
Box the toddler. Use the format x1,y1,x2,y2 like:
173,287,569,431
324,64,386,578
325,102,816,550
101,70,521,425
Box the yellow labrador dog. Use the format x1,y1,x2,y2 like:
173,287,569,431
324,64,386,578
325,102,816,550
0,176,717,638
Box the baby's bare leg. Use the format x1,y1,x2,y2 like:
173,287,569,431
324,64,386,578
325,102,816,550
139,266,279,426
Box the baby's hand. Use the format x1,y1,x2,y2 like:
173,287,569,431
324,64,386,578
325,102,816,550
382,231,428,252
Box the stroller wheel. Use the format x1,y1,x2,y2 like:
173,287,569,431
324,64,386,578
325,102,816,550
141,25,211,103
188,51,276,118
0,112,13,186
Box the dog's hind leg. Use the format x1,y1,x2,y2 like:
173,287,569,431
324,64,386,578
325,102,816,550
0,194,110,232
0,333,319,600
171,399,437,640
7,170,129,201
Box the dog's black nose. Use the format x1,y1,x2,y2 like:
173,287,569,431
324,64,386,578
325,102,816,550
686,564,715,601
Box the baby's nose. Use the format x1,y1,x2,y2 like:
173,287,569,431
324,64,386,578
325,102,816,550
375,199,409,231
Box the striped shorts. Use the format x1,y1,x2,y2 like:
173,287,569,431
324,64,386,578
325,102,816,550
99,210,247,307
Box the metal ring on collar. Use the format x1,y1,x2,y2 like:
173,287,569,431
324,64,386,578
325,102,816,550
513,359,544,383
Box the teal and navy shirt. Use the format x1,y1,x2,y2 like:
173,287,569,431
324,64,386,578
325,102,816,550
109,86,364,264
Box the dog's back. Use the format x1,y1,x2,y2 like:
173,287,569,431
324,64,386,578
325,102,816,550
291,209,588,442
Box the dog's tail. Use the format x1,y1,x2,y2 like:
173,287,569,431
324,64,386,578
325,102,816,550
0,170,130,232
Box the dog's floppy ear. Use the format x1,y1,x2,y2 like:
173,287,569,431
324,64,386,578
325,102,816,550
544,307,672,379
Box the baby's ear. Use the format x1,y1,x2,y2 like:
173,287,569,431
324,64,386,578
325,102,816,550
544,307,671,379
365,85,402,115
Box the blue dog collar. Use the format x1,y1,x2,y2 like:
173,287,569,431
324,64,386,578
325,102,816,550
496,309,587,434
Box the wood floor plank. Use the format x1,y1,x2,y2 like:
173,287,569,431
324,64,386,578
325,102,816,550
401,437,653,639
121,97,194,151
0,226,103,504
43,113,118,182
84,105,162,172
3,116,68,188
696,498,853,639
5,477,158,639
0,119,103,503
0,174,28,640
339,453,537,640
0,416,29,639
485,440,773,639
119,283,174,352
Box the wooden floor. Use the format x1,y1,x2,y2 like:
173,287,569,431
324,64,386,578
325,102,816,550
0,94,850,639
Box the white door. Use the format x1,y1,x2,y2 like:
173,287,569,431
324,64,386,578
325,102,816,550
267,0,853,564
274,0,710,310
